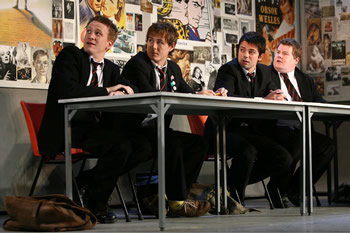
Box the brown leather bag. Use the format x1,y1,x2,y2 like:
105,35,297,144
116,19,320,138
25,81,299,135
3,194,97,232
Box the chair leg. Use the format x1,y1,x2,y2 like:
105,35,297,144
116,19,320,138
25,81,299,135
128,172,143,220
327,165,332,205
29,156,45,196
72,171,84,207
116,181,131,222
313,184,321,206
261,180,275,210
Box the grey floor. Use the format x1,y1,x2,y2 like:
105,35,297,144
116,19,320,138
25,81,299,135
1,198,350,232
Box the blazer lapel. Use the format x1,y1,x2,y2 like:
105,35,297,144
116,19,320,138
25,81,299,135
295,69,307,100
102,61,112,87
81,49,91,86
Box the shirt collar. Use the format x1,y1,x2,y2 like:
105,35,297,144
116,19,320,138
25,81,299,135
278,70,295,80
241,67,256,77
151,60,167,70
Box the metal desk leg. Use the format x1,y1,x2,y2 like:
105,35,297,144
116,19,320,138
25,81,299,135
300,108,306,215
219,116,227,213
332,120,341,202
215,119,221,215
307,108,313,215
157,100,166,231
64,105,73,200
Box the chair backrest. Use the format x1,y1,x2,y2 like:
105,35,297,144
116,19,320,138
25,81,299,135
20,101,46,157
187,115,208,136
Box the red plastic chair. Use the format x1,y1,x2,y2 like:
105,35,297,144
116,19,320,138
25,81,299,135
186,115,278,209
20,101,88,197
20,101,143,221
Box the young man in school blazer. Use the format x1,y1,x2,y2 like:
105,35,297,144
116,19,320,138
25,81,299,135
122,22,226,217
267,38,335,207
205,31,293,207
38,16,153,223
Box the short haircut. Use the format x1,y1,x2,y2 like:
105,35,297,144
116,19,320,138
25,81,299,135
86,16,119,43
238,31,266,55
277,38,302,60
146,21,178,47
33,49,49,62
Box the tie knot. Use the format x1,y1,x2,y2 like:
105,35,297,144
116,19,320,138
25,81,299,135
91,59,102,68
157,67,166,74
247,72,254,78
281,73,288,79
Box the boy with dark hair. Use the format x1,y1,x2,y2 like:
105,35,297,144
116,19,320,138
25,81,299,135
205,31,292,206
122,21,224,217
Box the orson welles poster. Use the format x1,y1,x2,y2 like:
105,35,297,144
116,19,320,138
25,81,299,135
255,0,296,65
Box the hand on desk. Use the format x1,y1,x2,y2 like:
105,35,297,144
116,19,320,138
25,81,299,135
264,89,287,101
215,87,228,96
107,84,134,96
197,89,216,96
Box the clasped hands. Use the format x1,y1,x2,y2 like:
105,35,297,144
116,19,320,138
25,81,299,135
106,84,134,96
264,89,287,101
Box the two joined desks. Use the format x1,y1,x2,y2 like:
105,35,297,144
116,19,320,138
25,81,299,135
59,92,350,231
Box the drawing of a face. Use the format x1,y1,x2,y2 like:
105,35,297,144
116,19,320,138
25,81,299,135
187,0,204,28
33,52,49,79
172,0,188,25
101,0,118,18
88,0,103,13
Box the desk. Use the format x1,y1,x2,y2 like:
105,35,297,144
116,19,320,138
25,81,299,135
59,92,307,230
306,102,350,207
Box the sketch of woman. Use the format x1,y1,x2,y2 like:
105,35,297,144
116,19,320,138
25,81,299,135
191,66,204,92
16,43,30,66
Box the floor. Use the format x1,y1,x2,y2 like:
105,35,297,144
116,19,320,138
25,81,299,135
1,198,350,232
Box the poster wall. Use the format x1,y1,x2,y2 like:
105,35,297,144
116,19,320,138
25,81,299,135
255,0,296,65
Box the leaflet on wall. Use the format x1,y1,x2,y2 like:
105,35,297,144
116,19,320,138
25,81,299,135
336,20,350,40
63,21,75,43
306,45,325,73
332,40,346,66
112,30,137,54
334,0,350,20
307,18,322,46
255,0,296,65
237,0,252,16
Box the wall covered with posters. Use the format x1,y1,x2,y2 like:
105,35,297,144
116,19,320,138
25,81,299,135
1,0,349,103
0,0,258,92
300,0,350,102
